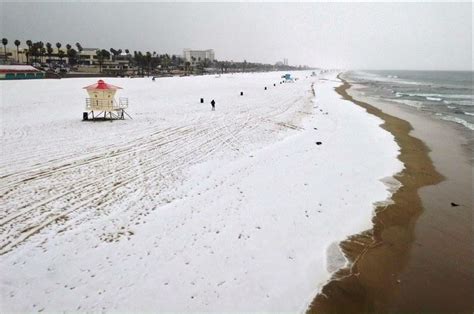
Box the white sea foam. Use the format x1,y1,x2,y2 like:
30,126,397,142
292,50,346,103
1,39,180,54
391,98,424,109
440,115,474,131
397,92,472,100
326,242,348,274
426,97,442,101
354,71,420,85
443,99,473,106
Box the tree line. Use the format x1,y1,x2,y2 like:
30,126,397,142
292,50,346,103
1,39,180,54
1,37,312,75
2,38,83,66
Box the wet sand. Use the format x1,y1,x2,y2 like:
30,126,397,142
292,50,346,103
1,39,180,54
307,74,473,313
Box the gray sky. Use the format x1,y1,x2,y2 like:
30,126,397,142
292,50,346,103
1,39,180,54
1,1,472,70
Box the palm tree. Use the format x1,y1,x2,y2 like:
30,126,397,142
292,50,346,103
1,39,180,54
57,50,65,64
75,42,83,65
110,48,117,61
67,48,77,66
40,48,46,64
38,42,45,63
14,40,20,63
162,54,171,72
25,40,32,64
2,38,8,62
23,49,30,64
95,49,110,73
46,42,53,64
171,55,178,68
30,42,39,63
146,51,152,75
65,44,72,65
55,43,62,64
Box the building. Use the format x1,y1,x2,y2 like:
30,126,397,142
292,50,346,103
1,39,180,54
183,49,215,65
0,65,45,79
77,48,99,66
0,46,130,74
77,48,131,74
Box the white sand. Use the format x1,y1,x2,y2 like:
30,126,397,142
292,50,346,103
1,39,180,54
0,71,402,312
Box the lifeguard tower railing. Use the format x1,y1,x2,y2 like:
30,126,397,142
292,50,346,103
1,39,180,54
84,97,130,120
85,97,128,111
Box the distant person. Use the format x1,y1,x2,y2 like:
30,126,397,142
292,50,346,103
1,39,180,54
152,77,155,81
211,99,216,111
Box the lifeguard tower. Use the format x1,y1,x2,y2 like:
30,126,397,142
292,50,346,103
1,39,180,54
281,73,294,83
82,80,131,120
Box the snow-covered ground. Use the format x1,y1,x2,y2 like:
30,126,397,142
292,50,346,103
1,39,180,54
0,71,402,312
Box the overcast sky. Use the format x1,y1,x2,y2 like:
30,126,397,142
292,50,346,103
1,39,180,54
1,1,472,70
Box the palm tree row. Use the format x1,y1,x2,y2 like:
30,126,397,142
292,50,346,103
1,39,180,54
1,38,84,66
2,37,310,74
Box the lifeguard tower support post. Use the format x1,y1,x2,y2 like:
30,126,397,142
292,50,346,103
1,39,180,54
82,80,130,120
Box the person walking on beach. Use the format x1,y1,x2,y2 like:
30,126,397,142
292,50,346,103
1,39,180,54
211,99,216,111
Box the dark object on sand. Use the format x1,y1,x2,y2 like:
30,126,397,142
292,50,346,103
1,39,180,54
240,91,244,96
316,141,322,145
211,99,215,111
82,112,88,121
274,83,276,86
200,98,204,103
152,77,155,81
450,202,460,207
264,87,267,90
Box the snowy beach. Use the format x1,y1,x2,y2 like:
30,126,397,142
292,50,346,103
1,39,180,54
0,72,402,312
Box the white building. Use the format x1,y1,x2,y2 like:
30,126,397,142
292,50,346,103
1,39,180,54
77,48,99,66
183,49,215,65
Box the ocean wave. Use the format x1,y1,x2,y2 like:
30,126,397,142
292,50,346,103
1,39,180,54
443,100,473,107
391,99,424,109
464,112,474,116
395,92,472,100
440,115,474,131
426,97,442,101
353,71,421,85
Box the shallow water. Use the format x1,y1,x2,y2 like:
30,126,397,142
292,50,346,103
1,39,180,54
346,70,474,131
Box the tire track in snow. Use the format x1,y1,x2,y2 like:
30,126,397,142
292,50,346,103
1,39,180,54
0,81,312,255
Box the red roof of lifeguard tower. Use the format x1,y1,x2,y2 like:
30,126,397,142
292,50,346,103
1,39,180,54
83,80,122,90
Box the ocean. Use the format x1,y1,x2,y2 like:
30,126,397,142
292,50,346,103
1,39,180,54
344,71,474,131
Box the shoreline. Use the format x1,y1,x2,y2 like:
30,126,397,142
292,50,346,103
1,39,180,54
346,75,473,312
307,74,444,313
